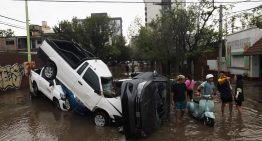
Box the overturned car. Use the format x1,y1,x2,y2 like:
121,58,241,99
121,72,168,138
37,39,122,126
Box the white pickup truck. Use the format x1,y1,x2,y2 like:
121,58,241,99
30,67,70,111
37,39,122,126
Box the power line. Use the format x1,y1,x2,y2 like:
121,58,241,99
224,5,261,19
0,14,26,23
13,0,262,4
0,21,26,29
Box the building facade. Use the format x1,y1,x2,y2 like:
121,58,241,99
0,21,53,51
226,27,262,78
0,36,42,51
144,0,185,25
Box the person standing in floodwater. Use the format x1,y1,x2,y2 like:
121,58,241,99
217,71,233,117
170,75,187,123
185,74,195,101
234,75,244,114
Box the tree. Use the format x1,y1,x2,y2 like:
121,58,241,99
110,35,131,62
0,29,14,37
227,5,262,33
53,15,118,61
127,16,143,41
135,0,219,78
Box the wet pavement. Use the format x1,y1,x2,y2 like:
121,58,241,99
0,81,262,141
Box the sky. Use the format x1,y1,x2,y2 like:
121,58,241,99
0,0,261,41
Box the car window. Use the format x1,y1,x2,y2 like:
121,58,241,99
77,62,89,75
83,68,100,91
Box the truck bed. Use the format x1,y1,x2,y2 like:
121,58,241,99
44,39,95,69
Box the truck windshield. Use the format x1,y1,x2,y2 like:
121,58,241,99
101,77,118,98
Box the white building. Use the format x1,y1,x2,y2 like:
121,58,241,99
144,0,186,25
226,27,262,78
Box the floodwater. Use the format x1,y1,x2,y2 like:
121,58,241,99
0,81,262,141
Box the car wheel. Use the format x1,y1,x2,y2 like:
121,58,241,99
43,62,57,80
32,82,39,97
204,117,215,127
54,98,61,110
94,111,109,127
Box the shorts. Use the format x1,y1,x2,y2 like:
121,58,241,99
221,95,233,103
235,100,242,106
175,101,187,110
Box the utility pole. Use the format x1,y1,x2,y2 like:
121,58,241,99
218,5,223,75
25,0,32,90
25,0,31,62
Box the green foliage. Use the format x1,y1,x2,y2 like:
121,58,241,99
0,29,14,37
110,35,131,62
53,15,127,62
134,0,219,75
227,5,262,32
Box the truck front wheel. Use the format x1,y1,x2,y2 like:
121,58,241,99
94,111,109,127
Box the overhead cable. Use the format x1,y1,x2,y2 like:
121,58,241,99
0,14,26,23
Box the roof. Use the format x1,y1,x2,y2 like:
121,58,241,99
226,26,258,37
244,38,262,55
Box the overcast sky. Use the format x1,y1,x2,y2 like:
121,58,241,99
0,0,261,40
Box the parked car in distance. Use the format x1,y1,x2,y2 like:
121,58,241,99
37,39,122,126
30,67,70,111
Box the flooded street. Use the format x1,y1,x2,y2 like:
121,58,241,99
0,81,262,141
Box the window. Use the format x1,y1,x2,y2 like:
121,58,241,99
6,40,14,45
101,77,117,97
83,68,100,91
77,62,89,75
232,56,244,68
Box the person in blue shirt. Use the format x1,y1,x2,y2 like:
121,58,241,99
197,74,216,96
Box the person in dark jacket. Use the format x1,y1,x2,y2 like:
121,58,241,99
170,75,187,123
217,71,233,117
235,75,244,114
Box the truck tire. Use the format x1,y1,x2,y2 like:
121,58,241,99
94,111,109,127
43,61,57,80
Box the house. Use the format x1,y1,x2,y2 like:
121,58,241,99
226,27,262,78
0,21,53,51
0,36,42,51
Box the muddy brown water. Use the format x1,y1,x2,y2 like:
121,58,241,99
0,82,262,141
